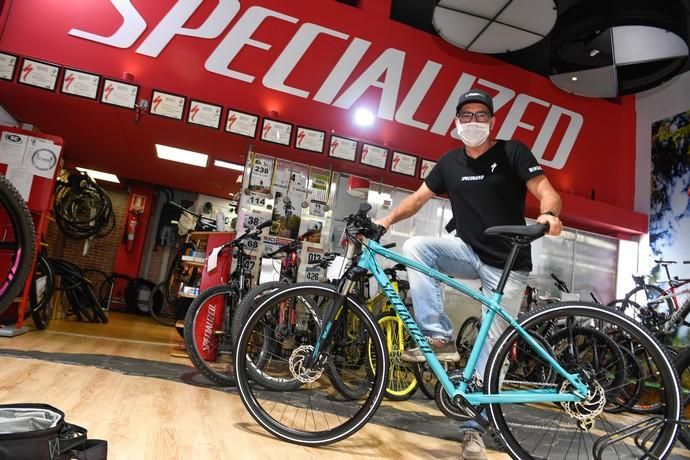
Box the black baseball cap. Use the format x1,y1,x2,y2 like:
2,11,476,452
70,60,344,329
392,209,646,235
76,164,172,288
456,89,494,115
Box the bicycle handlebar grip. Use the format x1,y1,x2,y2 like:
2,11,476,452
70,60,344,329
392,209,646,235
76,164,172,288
358,202,372,216
382,242,396,249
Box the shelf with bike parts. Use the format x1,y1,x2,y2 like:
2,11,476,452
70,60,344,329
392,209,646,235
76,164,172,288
170,230,237,357
0,125,63,337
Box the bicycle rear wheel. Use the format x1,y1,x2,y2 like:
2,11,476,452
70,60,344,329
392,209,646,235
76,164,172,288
486,302,681,460
29,253,55,330
0,175,35,314
675,348,690,449
234,282,388,446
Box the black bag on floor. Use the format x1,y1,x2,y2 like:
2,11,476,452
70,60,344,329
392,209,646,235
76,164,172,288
0,403,107,460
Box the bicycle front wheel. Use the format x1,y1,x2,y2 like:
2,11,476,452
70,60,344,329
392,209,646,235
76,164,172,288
371,312,417,401
234,282,388,446
486,302,681,460
184,284,238,386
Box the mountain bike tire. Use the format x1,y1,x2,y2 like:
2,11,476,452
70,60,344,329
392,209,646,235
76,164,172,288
486,302,681,460
0,175,36,315
29,253,55,330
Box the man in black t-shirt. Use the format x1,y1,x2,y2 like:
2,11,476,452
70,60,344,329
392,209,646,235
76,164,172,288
375,89,562,460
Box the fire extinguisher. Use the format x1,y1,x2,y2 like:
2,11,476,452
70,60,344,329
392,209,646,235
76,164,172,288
125,211,140,252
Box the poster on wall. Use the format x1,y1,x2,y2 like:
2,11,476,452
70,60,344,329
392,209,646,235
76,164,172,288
0,52,18,81
295,127,325,153
225,109,258,138
391,151,418,177
261,118,292,146
248,154,274,195
328,135,357,162
150,90,186,120
61,68,100,100
649,109,690,283
308,167,331,217
18,58,59,91
360,143,388,169
188,100,222,129
420,159,436,179
101,79,138,109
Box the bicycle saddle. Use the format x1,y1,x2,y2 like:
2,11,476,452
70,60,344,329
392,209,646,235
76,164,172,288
484,223,548,243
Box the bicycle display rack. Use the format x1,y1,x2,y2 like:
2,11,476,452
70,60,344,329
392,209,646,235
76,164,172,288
592,416,688,459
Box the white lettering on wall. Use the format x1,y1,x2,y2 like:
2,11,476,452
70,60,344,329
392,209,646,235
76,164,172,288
394,60,443,130
68,0,146,48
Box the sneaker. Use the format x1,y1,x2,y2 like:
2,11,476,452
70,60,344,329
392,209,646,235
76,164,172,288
462,430,488,460
400,337,460,362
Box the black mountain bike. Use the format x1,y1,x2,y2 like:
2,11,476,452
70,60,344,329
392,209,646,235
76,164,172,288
183,219,271,386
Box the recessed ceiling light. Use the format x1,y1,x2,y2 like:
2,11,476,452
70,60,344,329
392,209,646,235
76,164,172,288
354,108,375,127
76,167,120,183
155,144,208,167
213,159,244,172
571,76,578,81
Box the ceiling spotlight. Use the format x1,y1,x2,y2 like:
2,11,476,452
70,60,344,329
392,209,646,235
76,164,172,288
571,76,578,81
354,108,375,127
589,49,600,57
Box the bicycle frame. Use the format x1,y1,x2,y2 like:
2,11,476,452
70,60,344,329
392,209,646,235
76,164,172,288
358,239,588,405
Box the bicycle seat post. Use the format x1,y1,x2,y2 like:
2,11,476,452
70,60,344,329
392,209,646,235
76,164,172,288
494,243,521,295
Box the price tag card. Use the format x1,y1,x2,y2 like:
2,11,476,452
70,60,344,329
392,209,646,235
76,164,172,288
150,90,186,120
188,100,222,129
226,109,258,138
61,68,100,100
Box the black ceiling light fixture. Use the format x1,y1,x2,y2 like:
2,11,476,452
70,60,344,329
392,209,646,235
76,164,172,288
432,0,557,53
549,0,689,97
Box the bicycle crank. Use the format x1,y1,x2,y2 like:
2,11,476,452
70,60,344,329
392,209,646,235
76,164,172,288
288,345,324,383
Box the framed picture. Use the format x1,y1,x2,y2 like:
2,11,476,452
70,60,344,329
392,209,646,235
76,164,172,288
261,118,292,146
225,108,258,138
420,159,436,179
18,57,60,91
295,126,325,154
391,151,418,177
187,99,222,129
0,52,18,81
60,68,100,100
150,89,186,120
100,78,139,109
328,134,357,162
360,143,388,169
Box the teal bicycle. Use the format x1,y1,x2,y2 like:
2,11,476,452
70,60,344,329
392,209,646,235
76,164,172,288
234,204,681,459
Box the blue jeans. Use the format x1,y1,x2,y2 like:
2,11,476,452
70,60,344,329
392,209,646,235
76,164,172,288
402,236,529,378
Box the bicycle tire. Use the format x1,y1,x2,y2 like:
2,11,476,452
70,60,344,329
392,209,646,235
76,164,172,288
486,302,681,460
234,282,388,446
148,281,175,326
456,315,480,364
0,175,36,315
184,284,239,386
413,362,438,400
624,284,674,323
371,312,417,401
675,348,690,449
602,345,644,414
29,253,55,330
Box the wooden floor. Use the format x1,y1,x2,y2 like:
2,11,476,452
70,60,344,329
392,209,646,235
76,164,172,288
0,312,474,460
2,312,689,459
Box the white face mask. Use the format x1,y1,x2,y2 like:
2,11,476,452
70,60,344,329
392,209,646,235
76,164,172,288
456,122,490,148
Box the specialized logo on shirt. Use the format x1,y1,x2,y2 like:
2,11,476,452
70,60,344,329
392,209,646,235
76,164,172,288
461,175,485,181
528,165,543,173
491,162,497,173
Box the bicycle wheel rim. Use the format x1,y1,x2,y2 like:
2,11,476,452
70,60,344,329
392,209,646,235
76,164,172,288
0,176,35,314
234,283,388,446
371,313,417,400
486,303,680,460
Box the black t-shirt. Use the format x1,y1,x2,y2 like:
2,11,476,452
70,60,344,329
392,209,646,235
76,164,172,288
425,140,544,271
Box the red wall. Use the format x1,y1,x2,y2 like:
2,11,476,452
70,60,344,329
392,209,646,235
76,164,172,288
0,0,646,234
